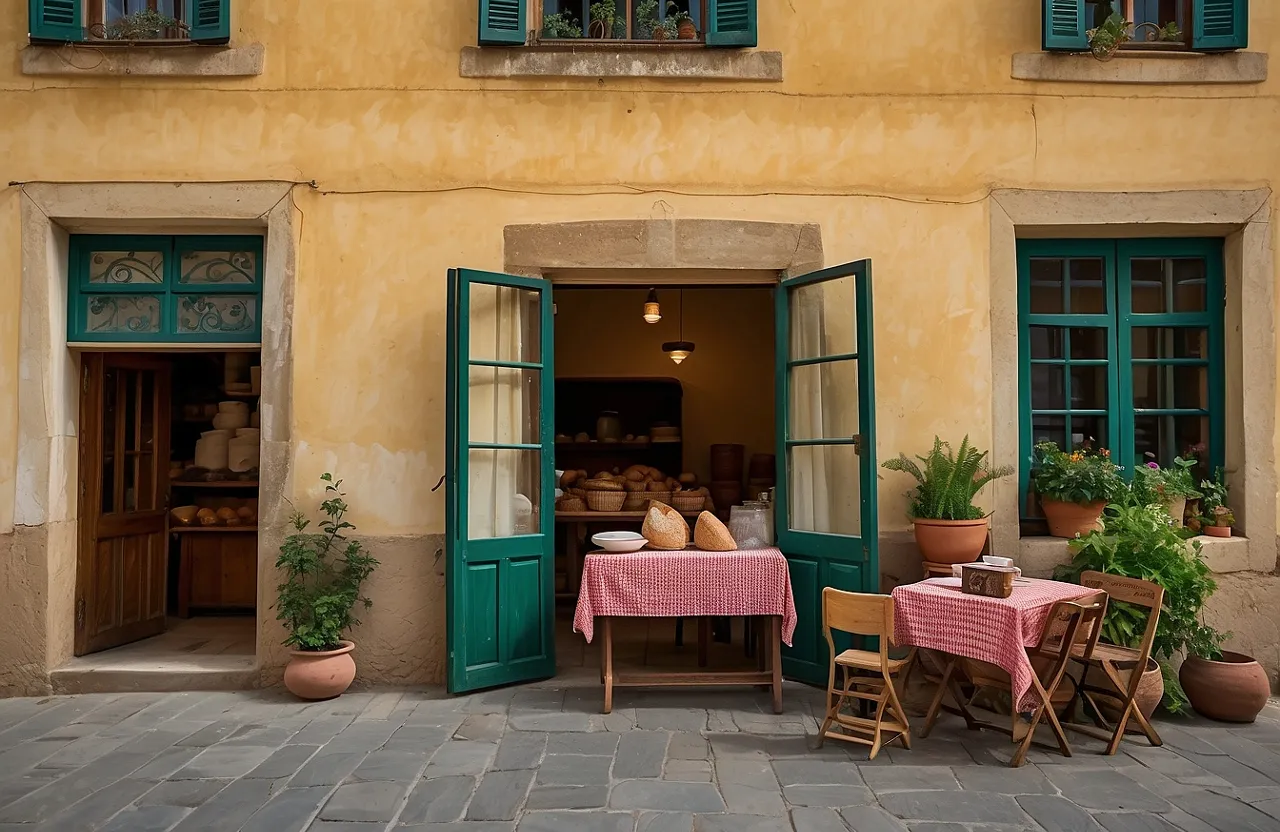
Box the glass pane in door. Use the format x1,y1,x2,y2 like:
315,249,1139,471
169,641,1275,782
788,444,860,535
468,365,541,444
789,276,856,360
468,448,541,539
788,359,858,441
469,283,542,363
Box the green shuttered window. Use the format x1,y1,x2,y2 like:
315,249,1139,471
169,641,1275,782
29,0,230,44
68,235,264,344
485,0,756,47
1040,0,1246,52
1017,239,1225,522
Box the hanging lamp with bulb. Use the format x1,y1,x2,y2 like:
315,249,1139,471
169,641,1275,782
662,289,696,365
642,288,662,324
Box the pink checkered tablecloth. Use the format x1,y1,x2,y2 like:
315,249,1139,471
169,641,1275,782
891,577,1096,711
573,547,798,645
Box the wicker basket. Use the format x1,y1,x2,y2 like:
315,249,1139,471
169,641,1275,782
623,480,648,493
587,490,627,512
644,490,672,506
584,478,624,492
671,491,704,512
622,493,649,512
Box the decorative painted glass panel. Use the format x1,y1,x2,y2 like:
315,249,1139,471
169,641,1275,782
1018,239,1224,519
179,249,258,286
176,295,257,335
85,295,162,334
69,235,263,343
87,250,165,285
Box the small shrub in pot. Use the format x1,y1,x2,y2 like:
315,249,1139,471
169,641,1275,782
1031,441,1125,538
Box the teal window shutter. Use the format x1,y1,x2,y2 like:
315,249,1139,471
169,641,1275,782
29,0,83,42
1193,0,1247,51
478,0,526,46
185,0,230,44
706,0,756,47
1042,0,1087,51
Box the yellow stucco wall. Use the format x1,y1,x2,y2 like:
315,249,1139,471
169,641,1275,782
1,0,1278,691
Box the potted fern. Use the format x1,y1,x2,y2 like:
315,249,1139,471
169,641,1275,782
275,473,379,700
881,436,1013,564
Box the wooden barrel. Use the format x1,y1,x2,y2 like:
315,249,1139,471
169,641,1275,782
709,444,745,482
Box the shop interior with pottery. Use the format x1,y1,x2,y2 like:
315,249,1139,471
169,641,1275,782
63,350,261,679
548,286,779,674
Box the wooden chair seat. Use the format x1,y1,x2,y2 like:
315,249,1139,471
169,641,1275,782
835,649,912,673
1071,641,1140,665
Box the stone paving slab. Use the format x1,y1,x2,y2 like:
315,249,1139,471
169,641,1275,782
0,685,1273,831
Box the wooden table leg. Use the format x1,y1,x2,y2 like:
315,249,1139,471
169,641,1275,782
698,617,710,668
770,615,783,714
601,616,614,714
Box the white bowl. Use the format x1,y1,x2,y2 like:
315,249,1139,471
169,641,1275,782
591,531,647,553
983,555,1014,568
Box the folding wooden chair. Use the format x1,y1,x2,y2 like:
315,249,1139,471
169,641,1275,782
921,592,1107,767
1067,571,1164,755
816,588,917,760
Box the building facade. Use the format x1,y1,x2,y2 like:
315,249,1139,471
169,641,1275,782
1,0,1277,696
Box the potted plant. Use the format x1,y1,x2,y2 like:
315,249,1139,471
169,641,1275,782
666,1,697,39
1087,12,1132,61
587,0,615,38
102,9,183,40
542,11,583,38
1132,456,1200,528
275,473,379,700
634,0,662,39
881,436,1013,565
1031,441,1125,538
1197,469,1234,538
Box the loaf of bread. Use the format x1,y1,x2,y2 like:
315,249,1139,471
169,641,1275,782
642,503,690,550
694,511,737,551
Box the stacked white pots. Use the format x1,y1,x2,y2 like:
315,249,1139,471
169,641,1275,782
194,429,232,470
229,428,261,473
212,400,250,431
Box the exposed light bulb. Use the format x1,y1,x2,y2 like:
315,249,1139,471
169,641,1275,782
643,288,661,323
667,349,691,364
662,340,695,365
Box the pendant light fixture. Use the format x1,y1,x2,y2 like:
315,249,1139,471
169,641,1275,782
642,288,662,324
662,289,696,365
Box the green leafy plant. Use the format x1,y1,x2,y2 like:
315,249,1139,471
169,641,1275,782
1031,441,1125,505
881,436,1013,521
1132,456,1201,506
634,0,661,38
103,9,182,40
1197,469,1234,527
542,12,583,38
1158,22,1182,41
1087,13,1132,60
274,473,380,652
588,0,617,37
1054,501,1228,712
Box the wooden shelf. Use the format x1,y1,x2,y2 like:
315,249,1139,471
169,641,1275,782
172,526,258,534
171,480,259,488
555,441,679,452
220,389,260,398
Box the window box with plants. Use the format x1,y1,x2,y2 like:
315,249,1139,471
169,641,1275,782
1041,1,1248,56
29,0,232,45
479,0,756,48
275,474,379,701
1031,441,1126,538
881,436,1013,565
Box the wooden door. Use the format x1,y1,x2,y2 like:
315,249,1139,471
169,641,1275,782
446,268,556,693
76,354,172,656
774,259,879,685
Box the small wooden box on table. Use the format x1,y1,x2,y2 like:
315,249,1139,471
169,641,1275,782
573,546,798,714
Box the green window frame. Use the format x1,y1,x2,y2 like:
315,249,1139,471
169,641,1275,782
478,0,756,47
68,234,264,344
1040,0,1247,52
1017,238,1225,519
29,0,231,44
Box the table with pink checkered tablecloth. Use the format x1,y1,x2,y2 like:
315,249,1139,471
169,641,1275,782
573,546,798,714
891,576,1097,710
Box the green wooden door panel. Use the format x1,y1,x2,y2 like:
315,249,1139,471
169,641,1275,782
447,267,556,694
775,259,877,686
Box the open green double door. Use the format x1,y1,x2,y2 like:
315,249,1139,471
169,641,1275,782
445,260,878,693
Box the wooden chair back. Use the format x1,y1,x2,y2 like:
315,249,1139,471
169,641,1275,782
1080,570,1163,657
1033,594,1107,690
822,588,893,661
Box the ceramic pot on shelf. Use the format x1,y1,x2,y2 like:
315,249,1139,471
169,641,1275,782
1040,499,1106,539
1179,651,1271,723
911,517,988,565
284,641,357,700
1204,524,1232,538
596,411,622,443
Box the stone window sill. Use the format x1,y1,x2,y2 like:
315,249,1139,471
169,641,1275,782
459,46,782,81
21,43,264,77
1011,50,1266,84
1019,533,1257,575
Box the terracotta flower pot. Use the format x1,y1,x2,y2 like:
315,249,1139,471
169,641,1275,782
1180,651,1271,723
1204,524,1231,538
677,19,696,39
912,518,988,565
1092,658,1164,721
1162,496,1187,528
284,640,357,700
1040,499,1105,539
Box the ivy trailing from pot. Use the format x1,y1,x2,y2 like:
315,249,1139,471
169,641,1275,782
1054,501,1225,714
1031,441,1125,539
881,436,1013,565
275,473,380,699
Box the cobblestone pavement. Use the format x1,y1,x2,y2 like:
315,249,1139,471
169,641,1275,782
0,683,1277,831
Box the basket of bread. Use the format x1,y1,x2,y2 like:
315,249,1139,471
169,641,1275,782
556,466,709,513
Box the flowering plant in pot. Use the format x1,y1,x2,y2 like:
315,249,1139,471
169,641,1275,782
1031,441,1125,538
275,473,379,700
881,436,1013,565
1132,456,1200,528
1195,469,1234,538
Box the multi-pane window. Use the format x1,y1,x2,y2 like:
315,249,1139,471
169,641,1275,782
1041,0,1247,52
478,0,755,47
68,235,264,344
1017,239,1224,517
29,0,230,44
